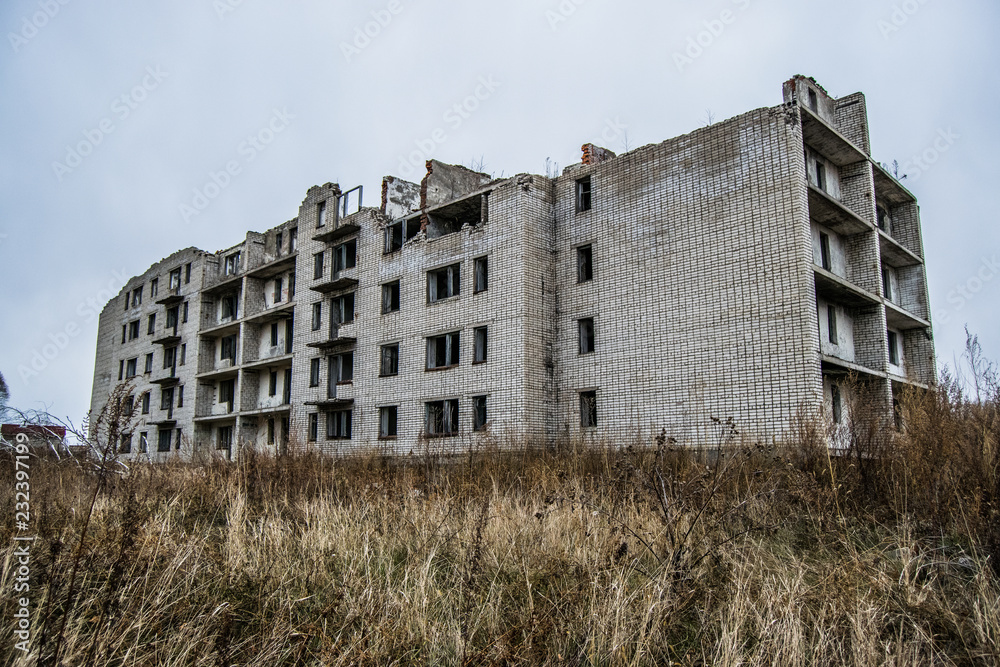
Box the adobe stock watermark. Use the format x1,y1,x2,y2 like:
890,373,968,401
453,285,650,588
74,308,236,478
934,254,999,326
51,65,169,182
340,0,409,63
394,76,501,180
178,108,294,223
17,268,131,385
877,0,932,39
7,0,72,53
546,0,589,31
673,0,753,73
11,432,34,654
898,127,958,182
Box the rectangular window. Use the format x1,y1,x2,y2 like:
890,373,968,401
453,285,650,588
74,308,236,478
166,306,178,330
427,263,461,303
888,330,900,365
290,228,297,251
156,429,174,452
426,332,460,370
128,320,140,341
473,256,489,293
827,305,838,345
274,277,283,303
132,286,143,308
474,326,488,363
118,359,124,381
312,302,322,331
269,370,277,396
384,221,404,253
180,343,186,366
185,262,191,284
221,294,238,320
160,387,174,411
125,358,137,378
379,406,398,439
807,88,818,113
150,278,159,297
831,384,842,424
333,239,357,272
819,233,831,271
141,392,150,415
578,318,595,355
267,418,275,445
382,281,400,314
144,353,153,374
169,268,181,290
330,353,354,384
119,433,132,454
137,432,148,453
580,390,597,428
310,358,321,387
219,379,236,408
121,325,126,344
815,162,826,192
380,343,399,376
882,267,893,302
577,245,593,283
224,252,240,276
176,428,182,451
472,395,487,432
326,410,352,439
308,413,318,442
425,399,459,436
313,252,325,280
163,346,177,369
270,322,279,347
177,385,184,408
182,301,189,323
576,176,592,212
877,205,891,234
275,231,283,255
217,425,232,450
220,335,237,363
288,273,295,300
317,201,327,228
332,293,355,325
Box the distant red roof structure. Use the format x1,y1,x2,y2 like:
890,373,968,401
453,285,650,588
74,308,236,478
2,424,67,442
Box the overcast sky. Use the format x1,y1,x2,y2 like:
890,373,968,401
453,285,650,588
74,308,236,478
1,0,997,426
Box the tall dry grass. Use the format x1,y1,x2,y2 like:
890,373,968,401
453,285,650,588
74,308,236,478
1,347,998,665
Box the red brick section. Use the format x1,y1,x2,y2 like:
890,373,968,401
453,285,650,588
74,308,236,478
581,143,617,166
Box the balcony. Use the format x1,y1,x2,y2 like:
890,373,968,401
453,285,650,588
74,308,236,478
242,352,293,371
150,365,179,386
813,267,880,309
879,230,922,268
195,359,239,381
873,163,916,207
152,327,181,346
885,301,931,332
155,286,183,306
310,269,359,294
807,184,872,236
800,106,869,167
243,300,295,325
245,252,296,279
307,323,357,353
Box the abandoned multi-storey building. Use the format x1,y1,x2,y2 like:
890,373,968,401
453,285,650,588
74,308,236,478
89,76,935,458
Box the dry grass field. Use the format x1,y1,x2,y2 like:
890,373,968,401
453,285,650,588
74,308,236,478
2,362,999,665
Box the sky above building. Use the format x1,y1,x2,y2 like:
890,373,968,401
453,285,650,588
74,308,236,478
1,0,997,426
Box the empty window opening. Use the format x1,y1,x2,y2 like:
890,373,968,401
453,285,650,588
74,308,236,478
807,88,818,113
426,193,487,239
330,353,354,385
382,281,400,314
327,410,352,440
169,268,181,291
426,399,459,437
317,201,327,228
831,384,843,424
267,418,276,445
141,392,150,415
144,353,153,374
128,320,140,341
313,252,325,280
577,245,594,283
166,306,179,330
182,301,189,323
270,322,279,347
427,264,461,303
819,233,831,271
882,267,894,302
380,343,399,376
289,228,297,251
888,330,900,366
221,294,238,320
126,358,137,378
120,433,132,454
217,426,232,450
163,346,177,370
309,358,321,387
331,293,355,326
224,252,240,276
827,305,838,345
578,318,595,355
157,429,172,453
379,406,398,439
333,239,357,272
150,278,159,297
473,395,488,432
185,263,191,284
474,326,488,364
177,385,184,407
426,332,460,370
312,303,322,331
275,232,283,255
576,176,592,212
815,161,826,192
160,387,174,412
877,204,892,234
269,370,278,397
274,277,283,303
218,380,235,411
308,413,318,442
580,391,597,428
474,256,489,293
384,218,421,253
147,314,156,335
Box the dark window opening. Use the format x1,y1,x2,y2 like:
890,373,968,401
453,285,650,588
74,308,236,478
380,343,399,376
157,429,172,453
819,233,831,271
269,370,277,397
218,379,236,411
427,264,460,303
273,277,283,303
379,406,398,439
270,322,279,347
426,193,486,239
128,320,140,341
474,326,488,364
224,253,240,276
313,252,325,280
474,256,488,293
332,293,355,325
831,384,842,424
882,267,893,302
267,418,276,445
333,239,357,272
473,395,487,432
578,318,595,355
330,353,354,384
312,302,322,331
577,245,593,283
141,392,150,415
426,399,459,436
144,353,153,374
118,359,124,381
815,161,826,192
221,294,238,320
169,268,181,291
317,201,327,228
310,358,321,387
166,306,178,330
827,305,838,345
119,433,132,454
576,176,592,212
580,390,597,428
877,205,892,234
382,281,400,314
807,88,818,113
185,262,191,284
888,330,900,366
217,425,232,450
220,335,237,363
426,332,460,370
150,278,159,297
182,301,189,323
326,410,352,439
125,358,137,378
308,413,318,442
